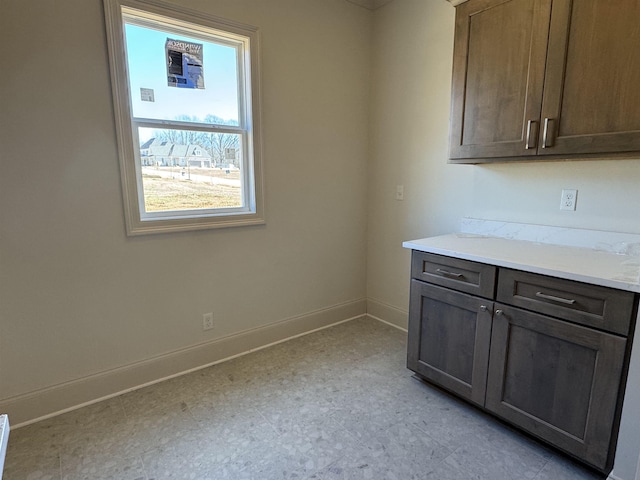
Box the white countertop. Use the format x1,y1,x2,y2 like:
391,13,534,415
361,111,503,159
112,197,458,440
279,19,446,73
403,233,640,293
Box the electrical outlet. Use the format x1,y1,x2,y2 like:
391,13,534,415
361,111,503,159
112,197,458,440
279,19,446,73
202,312,214,331
560,189,578,211
395,185,404,201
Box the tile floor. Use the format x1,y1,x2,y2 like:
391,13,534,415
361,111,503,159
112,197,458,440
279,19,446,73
4,317,604,480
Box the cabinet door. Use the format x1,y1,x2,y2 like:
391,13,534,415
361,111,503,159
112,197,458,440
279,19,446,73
449,0,551,160
485,304,627,471
539,0,640,155
407,280,493,406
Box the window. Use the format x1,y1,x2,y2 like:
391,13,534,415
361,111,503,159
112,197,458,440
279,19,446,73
104,0,264,235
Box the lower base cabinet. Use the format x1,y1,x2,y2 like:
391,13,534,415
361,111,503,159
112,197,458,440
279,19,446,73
407,251,637,473
407,280,493,407
485,304,627,470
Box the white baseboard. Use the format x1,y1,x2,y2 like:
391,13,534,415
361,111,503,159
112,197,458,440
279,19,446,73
366,297,408,331
2,298,366,427
0,415,8,480
608,458,640,480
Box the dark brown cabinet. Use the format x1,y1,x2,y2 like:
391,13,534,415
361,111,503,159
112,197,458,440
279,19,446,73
485,304,627,470
449,0,640,162
408,280,493,406
407,251,637,472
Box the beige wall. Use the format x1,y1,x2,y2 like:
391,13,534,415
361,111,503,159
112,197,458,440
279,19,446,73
469,160,640,234
0,0,370,416
367,0,473,325
368,2,640,479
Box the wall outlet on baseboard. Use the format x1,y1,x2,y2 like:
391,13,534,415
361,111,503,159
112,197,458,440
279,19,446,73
202,312,214,331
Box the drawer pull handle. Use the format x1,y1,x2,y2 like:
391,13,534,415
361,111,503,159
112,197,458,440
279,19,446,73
435,268,464,279
535,291,576,305
525,120,537,149
542,118,553,148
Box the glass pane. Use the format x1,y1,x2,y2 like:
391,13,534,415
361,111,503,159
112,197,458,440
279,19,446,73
138,127,243,213
124,22,239,126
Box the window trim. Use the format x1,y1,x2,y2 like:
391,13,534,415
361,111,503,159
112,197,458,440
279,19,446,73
103,0,265,235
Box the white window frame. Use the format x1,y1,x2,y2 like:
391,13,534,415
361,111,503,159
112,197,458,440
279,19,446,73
103,0,264,235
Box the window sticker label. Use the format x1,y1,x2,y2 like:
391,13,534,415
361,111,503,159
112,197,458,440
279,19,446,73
140,88,155,102
166,38,205,89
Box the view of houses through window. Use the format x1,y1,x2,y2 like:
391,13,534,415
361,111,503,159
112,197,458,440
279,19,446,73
138,123,243,212
102,0,265,234
123,13,248,215
105,0,264,234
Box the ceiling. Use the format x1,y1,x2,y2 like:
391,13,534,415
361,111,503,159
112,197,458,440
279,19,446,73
345,0,395,10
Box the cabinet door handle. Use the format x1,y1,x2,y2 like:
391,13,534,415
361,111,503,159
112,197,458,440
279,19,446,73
525,120,537,149
435,268,464,279
535,291,576,305
480,305,488,312
542,118,553,148
495,309,504,316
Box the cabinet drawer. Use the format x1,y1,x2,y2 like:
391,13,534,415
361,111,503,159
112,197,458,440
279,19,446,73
411,251,496,298
497,269,636,336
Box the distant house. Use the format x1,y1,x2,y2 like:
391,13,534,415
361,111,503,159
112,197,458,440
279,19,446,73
140,138,212,168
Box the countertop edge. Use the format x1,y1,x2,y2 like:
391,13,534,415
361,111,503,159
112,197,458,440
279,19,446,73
403,238,640,294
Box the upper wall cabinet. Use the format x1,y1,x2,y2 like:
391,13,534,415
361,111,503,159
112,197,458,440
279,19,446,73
449,0,640,163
